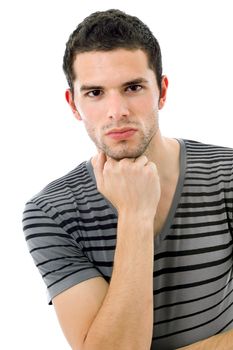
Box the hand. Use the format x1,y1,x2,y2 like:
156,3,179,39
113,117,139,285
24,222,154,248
92,152,161,220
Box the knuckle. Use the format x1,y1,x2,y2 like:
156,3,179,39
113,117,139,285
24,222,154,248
146,162,157,174
120,158,130,165
119,158,132,169
135,155,148,166
104,160,113,171
141,155,148,162
148,161,157,169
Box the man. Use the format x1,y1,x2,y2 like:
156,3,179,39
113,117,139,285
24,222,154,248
22,9,233,350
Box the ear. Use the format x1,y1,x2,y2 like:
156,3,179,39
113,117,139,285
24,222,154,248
158,75,169,110
65,89,82,121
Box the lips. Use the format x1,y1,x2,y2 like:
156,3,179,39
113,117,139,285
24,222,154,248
106,128,138,140
106,128,137,135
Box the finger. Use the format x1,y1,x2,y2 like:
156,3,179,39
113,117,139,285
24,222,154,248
134,155,149,166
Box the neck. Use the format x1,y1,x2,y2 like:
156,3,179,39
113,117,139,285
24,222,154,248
144,131,180,182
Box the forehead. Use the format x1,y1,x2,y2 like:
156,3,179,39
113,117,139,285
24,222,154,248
72,49,155,87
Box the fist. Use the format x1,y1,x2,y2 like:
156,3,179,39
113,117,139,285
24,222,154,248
92,152,161,220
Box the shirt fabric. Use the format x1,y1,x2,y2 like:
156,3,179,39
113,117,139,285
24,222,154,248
22,138,233,350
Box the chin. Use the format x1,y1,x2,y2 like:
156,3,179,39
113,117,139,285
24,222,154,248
104,146,146,161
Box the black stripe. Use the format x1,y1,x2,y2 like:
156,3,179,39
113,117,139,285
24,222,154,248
23,222,58,231
188,154,232,159
154,275,233,310
153,301,233,340
172,218,229,230
185,174,231,181
178,198,227,208
155,241,232,260
181,188,231,196
56,214,117,225
22,215,49,222
37,255,80,267
67,223,117,235
83,245,116,252
184,179,232,187
30,244,75,253
216,318,233,334
43,262,74,278
75,234,116,243
59,205,111,214
175,207,227,218
91,259,114,267
186,167,232,175
47,266,97,288
25,232,68,241
187,160,232,166
154,252,232,277
154,287,233,325
154,267,231,295
166,228,229,240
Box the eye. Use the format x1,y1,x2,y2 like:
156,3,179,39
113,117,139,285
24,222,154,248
86,90,102,97
126,84,143,92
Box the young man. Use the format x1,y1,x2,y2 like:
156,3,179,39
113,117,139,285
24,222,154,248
22,9,233,350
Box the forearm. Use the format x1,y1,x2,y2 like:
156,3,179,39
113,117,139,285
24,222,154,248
178,329,233,350
83,213,154,350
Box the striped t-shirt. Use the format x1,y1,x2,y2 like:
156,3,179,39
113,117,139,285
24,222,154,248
22,139,233,350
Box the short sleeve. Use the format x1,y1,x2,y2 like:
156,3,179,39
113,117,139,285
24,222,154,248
229,165,233,238
22,200,103,304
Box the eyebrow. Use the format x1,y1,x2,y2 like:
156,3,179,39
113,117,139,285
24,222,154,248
80,77,149,92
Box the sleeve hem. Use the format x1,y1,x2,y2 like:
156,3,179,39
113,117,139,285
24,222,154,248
47,268,103,305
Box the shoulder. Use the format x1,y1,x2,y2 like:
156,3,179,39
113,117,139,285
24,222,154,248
22,159,99,236
180,139,233,191
182,139,233,155
181,139,233,167
25,160,95,210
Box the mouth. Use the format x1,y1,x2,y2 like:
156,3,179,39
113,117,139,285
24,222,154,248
106,128,138,140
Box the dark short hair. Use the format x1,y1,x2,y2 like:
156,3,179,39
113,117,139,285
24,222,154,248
63,9,163,97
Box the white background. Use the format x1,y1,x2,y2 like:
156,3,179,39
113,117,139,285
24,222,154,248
1,0,232,348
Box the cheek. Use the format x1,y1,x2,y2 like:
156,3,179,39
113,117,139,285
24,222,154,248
132,95,157,116
76,96,101,117
80,103,106,126
82,114,102,140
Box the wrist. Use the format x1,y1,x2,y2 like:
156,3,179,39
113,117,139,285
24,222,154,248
118,209,155,225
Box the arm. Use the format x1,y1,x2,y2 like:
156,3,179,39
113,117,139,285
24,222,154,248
83,213,154,350
178,329,233,350
53,153,160,350
83,153,160,350
54,215,154,350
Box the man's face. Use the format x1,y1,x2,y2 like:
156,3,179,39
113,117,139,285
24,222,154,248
70,48,167,160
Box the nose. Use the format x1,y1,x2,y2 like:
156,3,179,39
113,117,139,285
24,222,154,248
106,92,130,120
